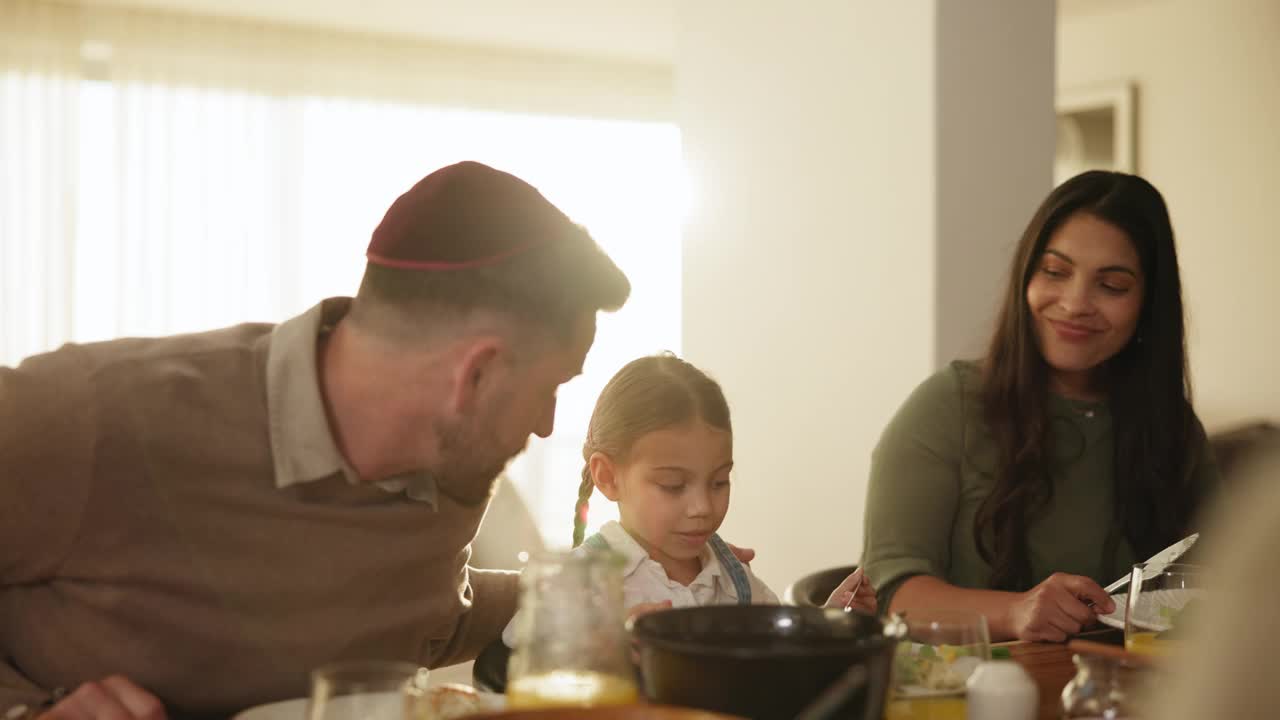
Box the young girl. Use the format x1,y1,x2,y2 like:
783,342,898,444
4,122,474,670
566,353,874,615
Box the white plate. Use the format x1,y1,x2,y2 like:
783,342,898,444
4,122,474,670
893,684,966,699
233,695,343,720
233,688,504,720
1097,588,1203,633
233,693,401,720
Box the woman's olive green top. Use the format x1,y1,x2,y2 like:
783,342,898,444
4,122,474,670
861,360,1218,606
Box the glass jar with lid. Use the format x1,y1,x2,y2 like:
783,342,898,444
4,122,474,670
505,549,638,709
1061,653,1138,719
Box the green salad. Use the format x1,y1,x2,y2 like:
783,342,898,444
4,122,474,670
893,642,983,692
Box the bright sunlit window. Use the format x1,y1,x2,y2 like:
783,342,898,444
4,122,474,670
4,74,686,547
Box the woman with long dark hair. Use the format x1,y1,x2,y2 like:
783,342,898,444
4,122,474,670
860,171,1218,642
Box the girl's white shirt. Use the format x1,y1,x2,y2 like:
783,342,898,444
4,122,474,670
502,520,778,647
591,520,778,609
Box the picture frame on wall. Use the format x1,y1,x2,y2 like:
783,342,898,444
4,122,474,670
1055,81,1136,184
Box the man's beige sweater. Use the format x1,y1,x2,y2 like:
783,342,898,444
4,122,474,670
0,301,518,719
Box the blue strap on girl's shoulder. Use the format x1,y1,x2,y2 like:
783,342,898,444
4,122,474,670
580,532,610,552
708,533,752,605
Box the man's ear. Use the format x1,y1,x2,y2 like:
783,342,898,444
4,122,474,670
589,451,622,501
448,336,504,414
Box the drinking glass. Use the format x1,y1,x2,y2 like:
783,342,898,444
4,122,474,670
1124,562,1204,657
505,549,638,708
886,609,991,720
306,660,430,720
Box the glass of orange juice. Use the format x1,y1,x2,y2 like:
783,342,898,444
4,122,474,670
505,549,638,708
1124,562,1204,657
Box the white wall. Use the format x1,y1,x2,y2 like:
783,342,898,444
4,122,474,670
1059,0,1280,430
676,1,1054,591
677,3,933,595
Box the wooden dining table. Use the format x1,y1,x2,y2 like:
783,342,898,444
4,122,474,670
1012,628,1142,720
1003,637,1092,720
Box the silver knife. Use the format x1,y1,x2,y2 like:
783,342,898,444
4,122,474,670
1103,532,1199,594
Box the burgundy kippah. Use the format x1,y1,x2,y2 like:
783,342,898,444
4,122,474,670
367,161,578,270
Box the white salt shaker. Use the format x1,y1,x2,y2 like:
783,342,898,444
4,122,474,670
965,660,1038,720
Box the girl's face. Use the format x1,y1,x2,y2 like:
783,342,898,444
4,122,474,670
592,420,733,567
1025,212,1145,398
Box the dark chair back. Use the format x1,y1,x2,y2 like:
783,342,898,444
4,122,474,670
783,565,858,607
1209,421,1280,484
472,638,511,693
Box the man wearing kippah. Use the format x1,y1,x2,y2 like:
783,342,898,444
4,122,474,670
0,162,632,720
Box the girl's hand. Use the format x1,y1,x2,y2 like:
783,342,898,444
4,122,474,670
824,567,878,614
627,600,673,623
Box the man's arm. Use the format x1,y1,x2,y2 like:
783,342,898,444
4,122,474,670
426,568,520,668
1,348,97,714
0,348,96,584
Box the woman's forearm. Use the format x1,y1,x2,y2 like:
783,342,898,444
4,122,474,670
890,575,1020,641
